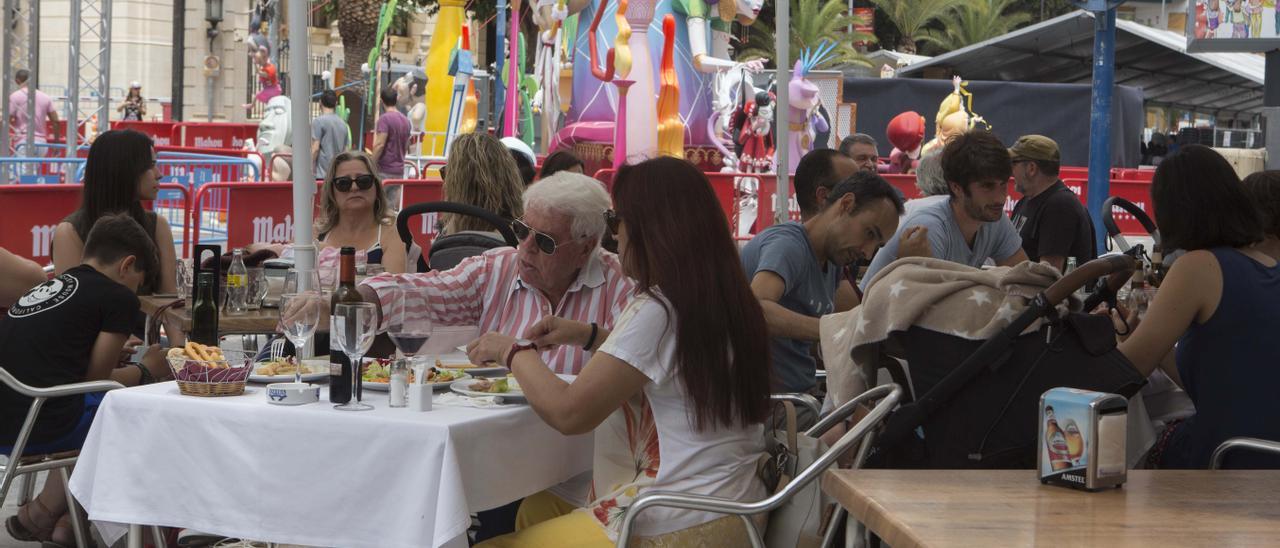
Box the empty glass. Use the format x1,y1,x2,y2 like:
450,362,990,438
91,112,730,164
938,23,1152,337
333,302,378,411
279,291,324,383
285,269,322,294
247,268,269,311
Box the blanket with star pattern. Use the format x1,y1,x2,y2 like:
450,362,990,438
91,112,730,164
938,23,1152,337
820,257,1068,407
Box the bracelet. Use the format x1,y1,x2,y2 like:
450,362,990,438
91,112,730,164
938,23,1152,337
134,362,155,385
506,346,533,369
583,322,599,351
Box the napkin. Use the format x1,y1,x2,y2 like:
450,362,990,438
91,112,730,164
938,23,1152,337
434,392,510,408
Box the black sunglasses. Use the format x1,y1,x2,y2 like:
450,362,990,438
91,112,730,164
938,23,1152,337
603,210,620,236
512,219,558,255
334,174,376,192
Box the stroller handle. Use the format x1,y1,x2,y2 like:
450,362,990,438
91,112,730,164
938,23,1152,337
1045,254,1136,307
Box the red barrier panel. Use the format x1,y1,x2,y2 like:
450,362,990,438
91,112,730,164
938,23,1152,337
593,169,739,232
386,179,445,253
173,122,259,149
111,121,178,146
0,183,190,261
191,182,323,250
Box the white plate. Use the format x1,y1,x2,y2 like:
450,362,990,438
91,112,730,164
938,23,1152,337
363,371,471,391
430,353,508,377
248,359,329,384
450,378,526,402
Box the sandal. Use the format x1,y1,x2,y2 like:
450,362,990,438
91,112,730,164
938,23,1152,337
5,496,58,542
43,512,77,548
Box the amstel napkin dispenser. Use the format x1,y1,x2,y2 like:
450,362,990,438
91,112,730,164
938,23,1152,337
1038,388,1127,491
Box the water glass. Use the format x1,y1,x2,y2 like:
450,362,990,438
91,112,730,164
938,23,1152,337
333,302,377,412
247,268,269,311
279,291,323,384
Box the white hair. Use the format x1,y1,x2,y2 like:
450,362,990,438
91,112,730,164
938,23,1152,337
524,171,611,242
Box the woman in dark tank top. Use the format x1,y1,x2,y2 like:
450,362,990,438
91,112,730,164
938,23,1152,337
1114,145,1280,469
52,129,176,296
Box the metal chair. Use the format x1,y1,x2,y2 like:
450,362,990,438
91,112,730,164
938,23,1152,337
615,383,903,548
1209,437,1280,470
0,367,124,548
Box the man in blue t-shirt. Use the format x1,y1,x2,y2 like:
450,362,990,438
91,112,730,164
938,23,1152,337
861,130,1029,290
741,170,905,397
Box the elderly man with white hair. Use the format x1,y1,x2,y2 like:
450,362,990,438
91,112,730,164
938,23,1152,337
358,171,634,375
356,171,634,539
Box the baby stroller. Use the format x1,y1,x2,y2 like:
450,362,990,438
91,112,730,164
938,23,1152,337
865,255,1147,469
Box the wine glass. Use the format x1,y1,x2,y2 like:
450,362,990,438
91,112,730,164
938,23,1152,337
388,286,432,364
279,291,322,384
333,302,377,411
285,269,322,294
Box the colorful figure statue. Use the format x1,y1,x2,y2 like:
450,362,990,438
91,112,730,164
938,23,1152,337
731,91,775,173
921,76,987,157
1207,0,1221,34
886,111,925,174
249,42,282,107
257,96,292,180
780,43,835,175
533,0,571,152
1232,0,1248,37
392,71,428,133
586,0,635,167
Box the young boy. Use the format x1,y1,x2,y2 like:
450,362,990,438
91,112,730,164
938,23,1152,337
1,212,171,445
1,214,173,545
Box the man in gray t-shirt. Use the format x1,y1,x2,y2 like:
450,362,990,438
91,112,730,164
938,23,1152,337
862,130,1028,290
311,90,349,179
742,171,904,395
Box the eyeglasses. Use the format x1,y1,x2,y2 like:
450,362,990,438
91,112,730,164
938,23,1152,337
603,209,620,236
333,174,376,192
511,219,558,255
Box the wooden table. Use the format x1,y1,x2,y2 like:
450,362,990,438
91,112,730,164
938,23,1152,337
822,469,1280,547
139,295,280,339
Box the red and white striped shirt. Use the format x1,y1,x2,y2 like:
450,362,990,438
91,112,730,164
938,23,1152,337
361,247,634,375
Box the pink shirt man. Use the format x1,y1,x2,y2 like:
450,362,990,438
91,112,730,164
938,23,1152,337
9,87,56,144
361,247,634,375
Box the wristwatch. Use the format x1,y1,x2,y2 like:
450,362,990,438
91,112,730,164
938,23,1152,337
506,338,537,368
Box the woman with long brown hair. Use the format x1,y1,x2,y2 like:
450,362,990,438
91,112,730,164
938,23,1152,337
440,132,525,234
468,156,772,546
296,151,408,274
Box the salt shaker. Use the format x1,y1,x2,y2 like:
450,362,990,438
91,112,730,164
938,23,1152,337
389,358,409,408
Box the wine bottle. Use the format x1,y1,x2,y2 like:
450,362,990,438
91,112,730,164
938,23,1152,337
329,247,362,404
190,272,219,346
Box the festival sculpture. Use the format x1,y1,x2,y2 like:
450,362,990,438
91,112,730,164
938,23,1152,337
781,43,835,175
586,0,634,167
421,0,465,155
656,14,684,157
886,111,925,174
445,26,476,156
920,75,988,157
533,0,572,153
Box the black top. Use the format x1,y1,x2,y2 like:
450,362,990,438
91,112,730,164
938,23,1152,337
0,265,139,444
1010,181,1097,265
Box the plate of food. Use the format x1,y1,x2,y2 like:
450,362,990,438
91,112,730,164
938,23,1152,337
450,375,525,402
362,360,471,391
248,357,328,383
432,353,508,377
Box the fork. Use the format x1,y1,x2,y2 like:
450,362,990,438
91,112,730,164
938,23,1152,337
265,338,297,384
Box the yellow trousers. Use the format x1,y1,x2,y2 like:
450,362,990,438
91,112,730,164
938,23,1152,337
478,490,761,548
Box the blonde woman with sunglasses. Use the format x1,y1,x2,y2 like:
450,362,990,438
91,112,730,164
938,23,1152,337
266,151,408,274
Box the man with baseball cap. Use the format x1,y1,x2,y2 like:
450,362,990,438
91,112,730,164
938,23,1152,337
1009,135,1096,272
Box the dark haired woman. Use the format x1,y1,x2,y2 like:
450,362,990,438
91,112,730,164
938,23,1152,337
468,156,772,546
1242,170,1280,262
539,150,586,179
53,129,176,296
1117,145,1280,469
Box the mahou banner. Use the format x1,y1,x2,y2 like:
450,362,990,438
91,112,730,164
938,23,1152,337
0,186,82,261
393,180,445,252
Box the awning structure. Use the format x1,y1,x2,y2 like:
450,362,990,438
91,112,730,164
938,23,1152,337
896,10,1265,120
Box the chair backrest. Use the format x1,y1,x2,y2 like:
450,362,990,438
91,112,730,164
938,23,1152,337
428,231,510,271
615,383,903,548
395,201,519,272
1209,437,1280,470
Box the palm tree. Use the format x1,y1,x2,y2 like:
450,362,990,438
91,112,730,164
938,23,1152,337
925,0,1033,52
737,0,877,69
868,0,964,54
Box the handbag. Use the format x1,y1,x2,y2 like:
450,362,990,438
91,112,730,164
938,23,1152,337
758,401,832,548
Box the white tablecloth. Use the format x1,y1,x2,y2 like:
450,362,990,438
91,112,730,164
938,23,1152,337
68,382,593,548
